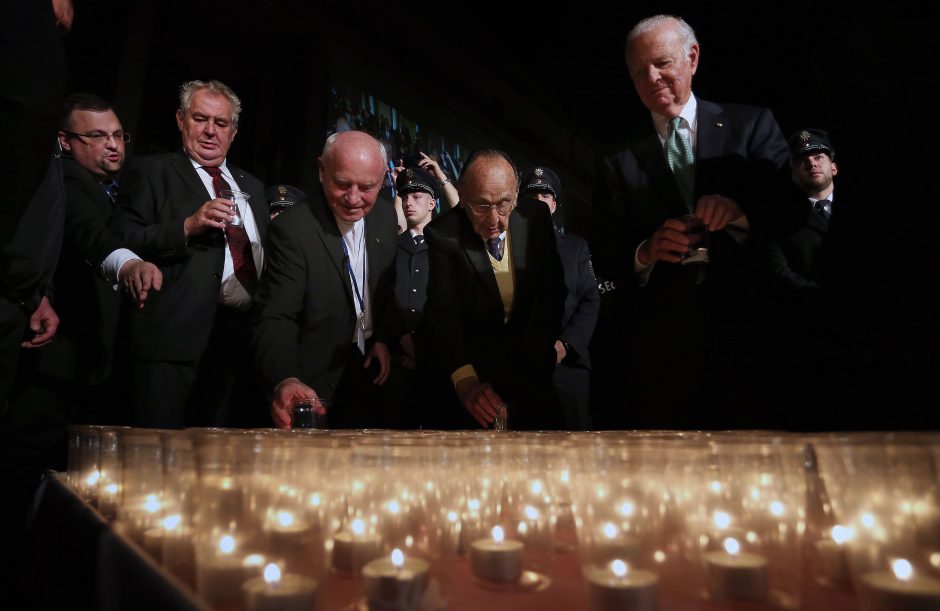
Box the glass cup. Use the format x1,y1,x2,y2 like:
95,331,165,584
218,188,248,227
292,398,328,429
679,214,709,265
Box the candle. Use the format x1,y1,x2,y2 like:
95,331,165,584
362,548,430,611
196,535,266,609
859,559,940,611
332,518,384,573
243,563,318,611
585,559,658,611
702,537,769,602
594,522,641,564
266,510,313,561
470,525,524,583
815,525,853,585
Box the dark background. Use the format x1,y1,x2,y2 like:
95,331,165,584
56,1,939,423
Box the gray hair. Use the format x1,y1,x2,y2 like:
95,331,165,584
178,80,242,127
626,14,698,62
457,149,520,193
321,130,388,166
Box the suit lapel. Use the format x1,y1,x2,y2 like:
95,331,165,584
695,99,726,165
509,211,527,308
171,150,212,205
458,210,501,305
311,197,354,304
634,132,688,219
364,210,389,293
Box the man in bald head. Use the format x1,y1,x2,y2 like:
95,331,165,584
252,131,399,429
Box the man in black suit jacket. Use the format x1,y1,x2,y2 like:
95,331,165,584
521,166,599,430
421,150,566,430
592,15,804,428
252,131,397,429
112,80,268,428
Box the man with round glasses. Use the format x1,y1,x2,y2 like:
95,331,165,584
421,150,566,430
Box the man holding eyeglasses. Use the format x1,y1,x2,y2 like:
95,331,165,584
421,150,566,430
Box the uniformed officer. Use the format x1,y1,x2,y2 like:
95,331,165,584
266,184,306,220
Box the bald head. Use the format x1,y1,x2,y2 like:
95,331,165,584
318,131,388,223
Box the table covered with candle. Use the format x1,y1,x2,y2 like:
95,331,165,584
25,427,940,610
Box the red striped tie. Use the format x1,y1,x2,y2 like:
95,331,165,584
203,166,258,295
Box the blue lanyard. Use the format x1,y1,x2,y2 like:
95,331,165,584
341,236,366,319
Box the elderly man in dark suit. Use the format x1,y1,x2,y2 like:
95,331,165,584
421,150,566,430
252,130,397,429
592,14,804,428
112,80,268,428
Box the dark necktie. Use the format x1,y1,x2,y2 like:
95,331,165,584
487,237,503,261
666,116,696,211
814,199,832,222
102,180,119,203
203,166,258,295
413,234,425,247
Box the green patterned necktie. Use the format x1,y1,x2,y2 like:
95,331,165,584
666,116,695,211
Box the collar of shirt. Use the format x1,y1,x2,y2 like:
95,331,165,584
481,230,508,247
408,228,422,239
189,157,233,187
652,93,698,150
809,193,834,205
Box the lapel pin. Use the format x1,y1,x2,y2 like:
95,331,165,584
716,122,724,128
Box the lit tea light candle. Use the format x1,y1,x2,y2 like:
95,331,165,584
332,518,383,573
585,559,658,611
243,562,318,611
815,524,853,585
703,537,769,602
594,521,641,564
470,525,524,583
196,535,266,609
267,510,312,559
362,548,430,611
859,558,940,611
142,513,185,562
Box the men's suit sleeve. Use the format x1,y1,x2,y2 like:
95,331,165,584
422,225,469,377
560,238,600,364
110,158,190,261
590,155,636,289
250,217,307,389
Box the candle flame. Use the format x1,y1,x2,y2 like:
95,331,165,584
244,554,265,567
892,558,913,582
724,538,741,555
831,525,854,545
769,501,785,516
713,511,731,529
518,521,528,535
387,500,401,514
710,481,721,493
162,514,182,531
861,512,876,528
309,493,321,507
219,534,235,554
559,470,570,483
653,550,666,563
611,559,628,577
405,535,414,547
85,470,100,486
276,511,294,527
391,548,404,568
264,563,281,584
603,522,618,539
531,480,543,494
143,494,160,513
468,498,481,511
524,505,539,520
104,483,119,495
447,511,459,523
619,501,635,516
492,525,505,542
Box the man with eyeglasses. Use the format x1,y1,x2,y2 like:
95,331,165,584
111,80,268,429
420,150,566,430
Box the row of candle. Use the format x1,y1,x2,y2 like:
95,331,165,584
65,427,940,610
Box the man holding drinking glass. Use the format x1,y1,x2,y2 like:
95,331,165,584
111,80,268,428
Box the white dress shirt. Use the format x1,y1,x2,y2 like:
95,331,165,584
336,217,373,347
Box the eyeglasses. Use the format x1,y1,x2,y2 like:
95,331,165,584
465,200,516,216
64,131,131,145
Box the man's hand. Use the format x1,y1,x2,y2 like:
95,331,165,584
637,218,690,265
554,340,567,365
365,342,390,385
183,199,234,239
271,377,317,428
119,259,163,308
418,152,448,182
694,194,744,232
399,334,417,370
455,376,504,428
21,296,59,348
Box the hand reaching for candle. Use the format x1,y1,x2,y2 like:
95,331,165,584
455,376,504,428
271,377,317,428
